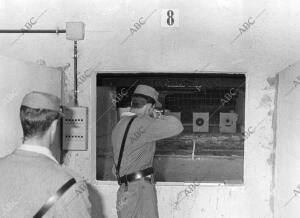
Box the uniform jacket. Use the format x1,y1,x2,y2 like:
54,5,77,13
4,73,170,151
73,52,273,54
0,147,91,218
112,114,183,177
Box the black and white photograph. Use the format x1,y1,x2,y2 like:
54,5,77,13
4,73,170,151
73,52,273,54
0,0,299,217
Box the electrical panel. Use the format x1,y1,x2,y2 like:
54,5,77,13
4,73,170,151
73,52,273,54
62,106,88,150
66,22,85,40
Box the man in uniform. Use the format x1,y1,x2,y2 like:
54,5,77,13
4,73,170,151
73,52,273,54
112,84,183,218
0,91,91,218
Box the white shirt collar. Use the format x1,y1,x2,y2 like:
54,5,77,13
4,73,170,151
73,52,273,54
18,144,59,164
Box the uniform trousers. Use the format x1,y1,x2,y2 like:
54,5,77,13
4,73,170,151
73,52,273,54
116,179,159,218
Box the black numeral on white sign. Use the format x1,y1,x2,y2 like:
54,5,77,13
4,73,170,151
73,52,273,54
161,9,179,27
167,10,175,26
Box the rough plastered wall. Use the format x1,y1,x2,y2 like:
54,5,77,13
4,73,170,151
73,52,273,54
274,61,300,218
1,0,300,217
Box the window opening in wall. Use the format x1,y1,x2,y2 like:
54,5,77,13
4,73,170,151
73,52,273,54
96,73,245,183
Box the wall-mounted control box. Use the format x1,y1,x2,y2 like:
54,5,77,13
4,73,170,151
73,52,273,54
62,106,88,150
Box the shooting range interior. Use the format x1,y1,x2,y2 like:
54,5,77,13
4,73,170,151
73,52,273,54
0,0,300,217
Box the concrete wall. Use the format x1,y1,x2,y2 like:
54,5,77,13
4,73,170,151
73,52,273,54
274,61,300,218
1,0,300,217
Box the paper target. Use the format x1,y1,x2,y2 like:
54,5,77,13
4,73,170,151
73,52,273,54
193,112,209,132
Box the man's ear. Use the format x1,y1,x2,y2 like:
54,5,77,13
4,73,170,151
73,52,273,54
50,119,58,139
146,104,154,114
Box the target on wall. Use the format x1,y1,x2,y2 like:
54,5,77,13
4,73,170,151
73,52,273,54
193,112,209,132
219,112,239,133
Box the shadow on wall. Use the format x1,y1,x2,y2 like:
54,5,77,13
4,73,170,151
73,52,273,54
88,184,107,218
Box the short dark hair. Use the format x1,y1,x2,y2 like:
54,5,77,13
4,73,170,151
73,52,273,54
20,105,61,140
131,93,155,108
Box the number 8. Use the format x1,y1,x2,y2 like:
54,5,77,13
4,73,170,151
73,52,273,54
167,10,175,26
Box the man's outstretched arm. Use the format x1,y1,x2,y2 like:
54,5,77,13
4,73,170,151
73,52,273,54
142,115,184,143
